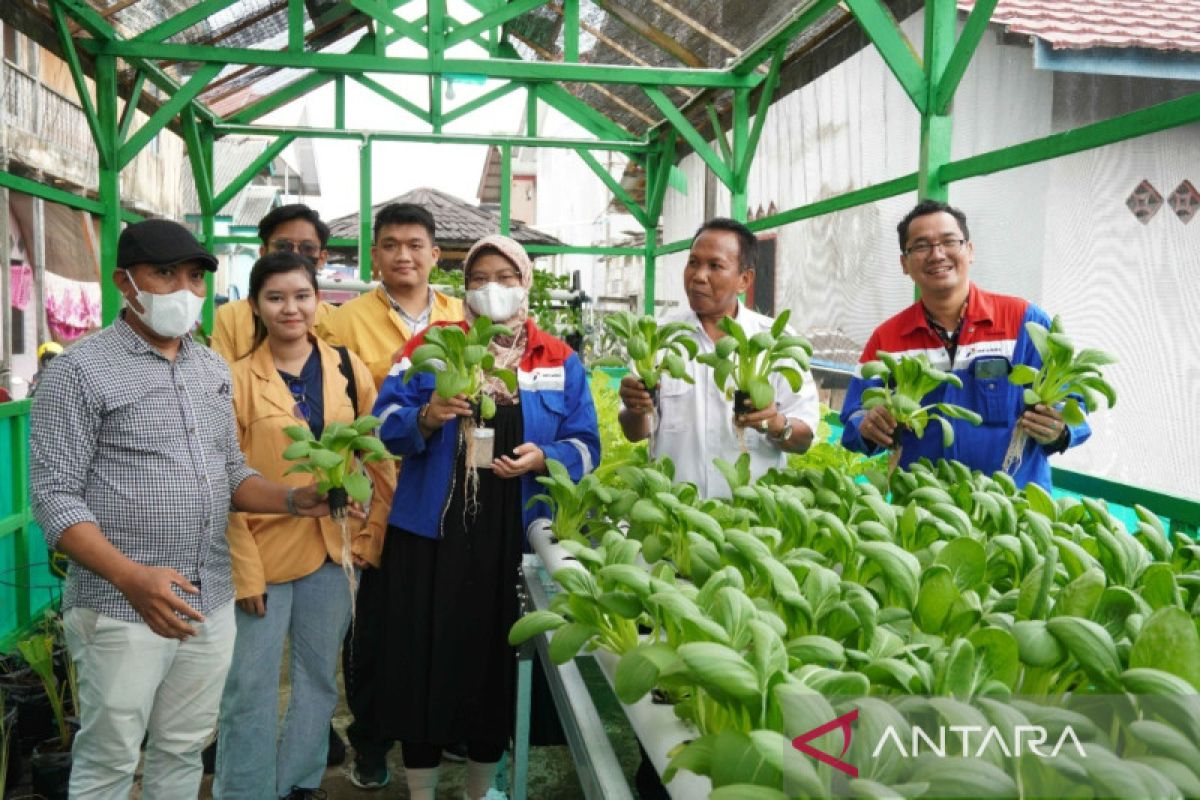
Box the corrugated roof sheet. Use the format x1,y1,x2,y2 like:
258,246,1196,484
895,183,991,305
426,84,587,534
959,0,1200,52
327,187,562,248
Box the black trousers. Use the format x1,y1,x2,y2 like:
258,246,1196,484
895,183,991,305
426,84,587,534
342,566,394,765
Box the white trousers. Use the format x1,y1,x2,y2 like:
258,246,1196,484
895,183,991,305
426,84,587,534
63,602,236,799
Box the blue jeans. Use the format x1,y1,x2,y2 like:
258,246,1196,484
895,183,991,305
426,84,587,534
213,561,354,799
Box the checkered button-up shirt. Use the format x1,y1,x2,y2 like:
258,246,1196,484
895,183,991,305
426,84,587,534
30,316,257,622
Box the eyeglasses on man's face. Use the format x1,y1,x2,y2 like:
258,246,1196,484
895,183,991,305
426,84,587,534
286,376,309,421
904,238,966,258
270,239,322,259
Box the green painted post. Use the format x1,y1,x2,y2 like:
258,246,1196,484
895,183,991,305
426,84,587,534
526,84,538,138
730,88,750,222
429,0,445,133
500,143,512,235
288,0,305,53
359,140,373,282
96,54,123,325
918,0,955,202
200,124,217,333
335,75,346,130
642,234,657,315
563,0,579,62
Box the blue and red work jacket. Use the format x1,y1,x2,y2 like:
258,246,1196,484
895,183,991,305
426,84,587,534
840,283,1090,489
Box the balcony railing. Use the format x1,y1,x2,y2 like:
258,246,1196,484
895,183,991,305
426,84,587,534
3,64,98,169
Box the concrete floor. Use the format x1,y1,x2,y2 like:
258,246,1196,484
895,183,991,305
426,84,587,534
192,654,642,799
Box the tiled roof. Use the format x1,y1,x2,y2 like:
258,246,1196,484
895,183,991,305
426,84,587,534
327,187,562,248
959,0,1200,52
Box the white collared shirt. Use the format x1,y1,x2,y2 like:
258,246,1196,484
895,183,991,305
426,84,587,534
648,303,820,499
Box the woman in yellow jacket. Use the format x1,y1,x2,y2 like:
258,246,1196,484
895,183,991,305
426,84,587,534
213,251,395,800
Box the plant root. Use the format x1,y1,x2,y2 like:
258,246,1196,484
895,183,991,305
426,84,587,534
461,419,482,521
887,444,903,476
1002,428,1027,474
338,516,357,620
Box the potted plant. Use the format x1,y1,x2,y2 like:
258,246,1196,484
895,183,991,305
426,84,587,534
859,351,982,472
282,414,395,612
403,315,518,471
18,632,75,800
1002,316,1117,472
695,309,812,449
592,311,699,405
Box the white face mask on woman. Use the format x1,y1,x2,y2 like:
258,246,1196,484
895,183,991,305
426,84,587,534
466,282,526,323
124,270,205,339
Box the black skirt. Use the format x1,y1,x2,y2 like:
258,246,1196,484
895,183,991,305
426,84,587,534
375,403,526,745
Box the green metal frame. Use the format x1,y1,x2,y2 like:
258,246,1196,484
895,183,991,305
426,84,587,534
23,0,1200,336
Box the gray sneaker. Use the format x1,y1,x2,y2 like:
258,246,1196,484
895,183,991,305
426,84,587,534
347,757,390,790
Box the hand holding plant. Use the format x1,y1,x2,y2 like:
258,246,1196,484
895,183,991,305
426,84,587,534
282,414,395,613
593,311,699,398
859,351,982,471
695,309,812,415
1002,315,1116,472
403,316,518,421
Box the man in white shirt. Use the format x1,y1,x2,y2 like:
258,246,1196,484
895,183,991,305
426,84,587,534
618,217,819,498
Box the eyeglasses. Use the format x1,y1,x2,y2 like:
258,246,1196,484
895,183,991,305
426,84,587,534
466,271,521,289
904,238,966,258
270,239,322,259
286,376,309,421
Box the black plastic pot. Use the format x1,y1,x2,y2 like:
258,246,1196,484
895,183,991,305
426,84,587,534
733,389,756,416
30,736,72,800
327,487,349,521
6,679,55,755
639,379,659,409
3,703,21,793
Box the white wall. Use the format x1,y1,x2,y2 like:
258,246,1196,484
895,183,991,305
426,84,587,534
534,106,639,300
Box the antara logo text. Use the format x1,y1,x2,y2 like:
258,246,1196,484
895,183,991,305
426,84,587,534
792,708,1088,779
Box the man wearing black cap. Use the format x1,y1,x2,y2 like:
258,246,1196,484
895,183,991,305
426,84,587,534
29,218,332,798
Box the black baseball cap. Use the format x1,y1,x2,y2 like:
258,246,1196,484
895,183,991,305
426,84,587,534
117,218,219,271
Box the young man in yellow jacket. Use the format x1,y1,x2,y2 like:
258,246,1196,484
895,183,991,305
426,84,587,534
211,204,336,363
317,202,463,789
317,203,463,389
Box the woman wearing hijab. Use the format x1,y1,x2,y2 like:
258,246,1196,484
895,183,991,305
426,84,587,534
371,235,601,799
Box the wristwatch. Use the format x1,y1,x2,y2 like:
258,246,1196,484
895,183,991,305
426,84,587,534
770,420,793,445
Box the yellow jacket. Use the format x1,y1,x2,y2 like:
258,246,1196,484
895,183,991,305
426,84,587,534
227,337,396,599
211,298,335,363
316,286,463,389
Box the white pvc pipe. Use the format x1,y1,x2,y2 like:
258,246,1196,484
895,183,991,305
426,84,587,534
592,649,711,800
527,518,585,577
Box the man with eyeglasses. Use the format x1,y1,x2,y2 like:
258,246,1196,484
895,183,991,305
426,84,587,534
210,204,336,362
841,199,1091,489
316,202,463,790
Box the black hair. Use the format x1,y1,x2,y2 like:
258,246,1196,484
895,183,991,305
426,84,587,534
692,217,758,272
373,203,436,243
896,200,970,252
257,203,330,248
246,251,319,356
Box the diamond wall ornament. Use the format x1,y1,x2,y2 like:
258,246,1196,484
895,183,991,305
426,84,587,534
1168,180,1200,225
1126,179,1163,224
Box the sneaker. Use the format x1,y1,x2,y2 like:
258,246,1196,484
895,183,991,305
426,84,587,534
327,725,347,767
282,789,327,800
347,756,390,790
442,742,468,763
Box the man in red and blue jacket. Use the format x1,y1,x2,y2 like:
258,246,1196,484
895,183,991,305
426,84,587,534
841,200,1091,489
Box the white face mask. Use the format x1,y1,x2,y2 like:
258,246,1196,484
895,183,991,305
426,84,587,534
466,282,526,323
124,270,205,339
